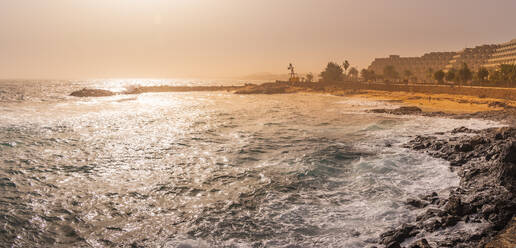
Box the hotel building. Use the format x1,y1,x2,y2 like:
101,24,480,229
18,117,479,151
368,52,456,81
367,38,516,82
485,39,516,69
444,44,498,72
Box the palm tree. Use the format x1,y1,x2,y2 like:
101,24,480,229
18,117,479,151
306,73,314,83
342,60,350,75
348,67,359,81
320,62,344,83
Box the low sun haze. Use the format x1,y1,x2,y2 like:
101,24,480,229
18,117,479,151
1,0,515,79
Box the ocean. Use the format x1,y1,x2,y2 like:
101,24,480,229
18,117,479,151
0,80,499,247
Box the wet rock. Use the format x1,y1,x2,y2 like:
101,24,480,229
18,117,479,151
455,143,473,152
391,106,422,114
441,215,460,227
422,218,441,231
485,217,516,248
419,192,439,205
406,198,428,208
408,238,432,248
70,88,116,97
451,126,477,134
234,82,298,94
469,136,487,147
443,196,463,216
127,85,243,94
370,106,422,115
416,208,443,222
60,225,79,238
495,127,513,140
499,142,516,190
381,127,516,247
481,204,496,217
380,224,417,247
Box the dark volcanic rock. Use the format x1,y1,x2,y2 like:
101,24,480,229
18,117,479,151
488,101,509,108
485,217,516,248
451,126,477,134
443,195,463,216
380,224,417,248
370,106,422,115
234,82,295,94
372,103,516,128
408,238,432,248
72,85,244,97
406,198,429,209
382,127,516,247
447,108,516,127
70,88,116,97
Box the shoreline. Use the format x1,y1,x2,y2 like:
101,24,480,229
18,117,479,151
234,81,516,101
70,82,516,127
70,82,516,247
70,81,516,116
367,106,516,247
235,81,516,127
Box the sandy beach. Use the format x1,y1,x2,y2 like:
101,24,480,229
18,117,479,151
345,90,516,114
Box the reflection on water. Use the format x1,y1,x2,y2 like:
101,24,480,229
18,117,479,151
0,81,498,247
0,79,255,103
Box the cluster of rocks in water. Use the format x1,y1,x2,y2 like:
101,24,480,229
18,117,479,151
378,126,516,248
369,106,423,115
70,86,243,97
69,88,116,97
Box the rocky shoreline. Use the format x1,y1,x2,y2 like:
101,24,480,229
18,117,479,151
70,83,516,247
369,106,516,248
369,105,516,129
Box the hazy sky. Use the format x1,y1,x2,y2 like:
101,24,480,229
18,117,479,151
1,0,515,79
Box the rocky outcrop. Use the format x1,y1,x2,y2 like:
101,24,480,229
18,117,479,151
370,106,423,115
70,88,116,97
408,239,432,248
125,85,243,94
71,85,244,97
485,217,516,248
452,108,516,127
371,105,516,127
234,82,301,94
380,127,516,247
